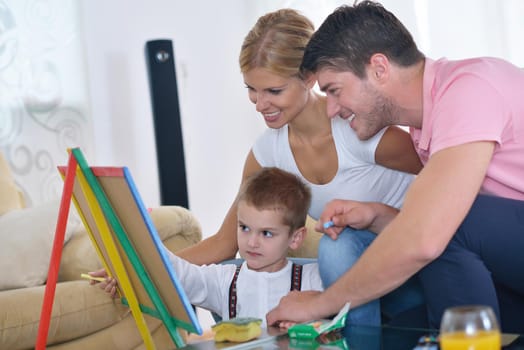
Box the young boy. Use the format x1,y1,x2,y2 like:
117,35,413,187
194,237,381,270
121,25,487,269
97,167,322,326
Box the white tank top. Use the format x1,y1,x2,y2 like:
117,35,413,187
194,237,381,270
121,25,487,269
252,117,414,220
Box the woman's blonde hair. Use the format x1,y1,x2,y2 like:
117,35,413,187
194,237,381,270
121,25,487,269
239,9,315,79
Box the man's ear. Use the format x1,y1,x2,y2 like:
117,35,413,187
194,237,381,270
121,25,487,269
368,53,389,83
302,71,317,90
288,226,307,251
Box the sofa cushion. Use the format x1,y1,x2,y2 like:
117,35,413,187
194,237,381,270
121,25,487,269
150,206,202,250
286,216,321,259
58,205,202,282
58,228,103,283
0,152,25,215
0,199,81,290
0,280,128,350
47,310,177,350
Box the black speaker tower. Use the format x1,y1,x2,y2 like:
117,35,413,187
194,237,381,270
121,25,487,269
145,39,189,208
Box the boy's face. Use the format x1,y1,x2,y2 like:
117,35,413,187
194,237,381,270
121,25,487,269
236,201,297,272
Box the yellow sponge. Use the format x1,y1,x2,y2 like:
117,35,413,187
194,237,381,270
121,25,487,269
212,317,262,343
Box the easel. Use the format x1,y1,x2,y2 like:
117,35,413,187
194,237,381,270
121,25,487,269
36,148,201,349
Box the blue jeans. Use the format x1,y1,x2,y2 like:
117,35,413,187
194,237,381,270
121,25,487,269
419,194,524,333
318,228,425,327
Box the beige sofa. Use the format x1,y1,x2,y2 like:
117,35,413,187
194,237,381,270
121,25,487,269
0,205,203,350
0,152,322,349
0,152,203,349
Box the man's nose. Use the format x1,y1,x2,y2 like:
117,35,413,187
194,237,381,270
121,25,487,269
326,96,341,119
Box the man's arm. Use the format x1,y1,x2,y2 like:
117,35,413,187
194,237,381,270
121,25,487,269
267,141,495,324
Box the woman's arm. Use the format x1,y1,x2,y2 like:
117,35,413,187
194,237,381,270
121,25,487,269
375,126,422,174
176,151,262,265
175,204,239,264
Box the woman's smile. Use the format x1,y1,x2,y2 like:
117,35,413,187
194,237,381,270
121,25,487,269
263,110,281,123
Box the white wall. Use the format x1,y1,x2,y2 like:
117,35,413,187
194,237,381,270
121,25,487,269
80,1,262,238
78,1,339,238
79,0,524,240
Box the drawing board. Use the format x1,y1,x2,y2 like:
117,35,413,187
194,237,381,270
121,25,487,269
57,148,202,348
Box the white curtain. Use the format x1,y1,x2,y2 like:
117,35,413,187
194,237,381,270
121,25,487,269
0,0,93,206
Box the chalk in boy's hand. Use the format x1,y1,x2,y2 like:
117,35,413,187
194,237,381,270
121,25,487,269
80,273,106,283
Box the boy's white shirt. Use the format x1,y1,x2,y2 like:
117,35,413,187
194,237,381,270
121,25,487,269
165,249,323,327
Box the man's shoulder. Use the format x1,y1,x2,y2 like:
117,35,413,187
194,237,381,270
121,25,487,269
431,56,520,86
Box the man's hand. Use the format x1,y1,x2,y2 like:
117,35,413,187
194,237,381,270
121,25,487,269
316,199,379,239
266,290,324,327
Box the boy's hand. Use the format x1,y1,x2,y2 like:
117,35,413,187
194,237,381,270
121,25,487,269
87,269,118,298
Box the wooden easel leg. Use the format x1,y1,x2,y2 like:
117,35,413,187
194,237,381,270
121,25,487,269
35,153,77,349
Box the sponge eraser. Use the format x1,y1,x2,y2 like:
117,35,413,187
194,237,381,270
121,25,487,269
212,317,262,343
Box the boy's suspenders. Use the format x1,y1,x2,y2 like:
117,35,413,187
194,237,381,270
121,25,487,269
290,262,303,291
228,263,303,319
228,265,241,319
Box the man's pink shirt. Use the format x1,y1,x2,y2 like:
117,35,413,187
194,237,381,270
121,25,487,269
411,57,524,200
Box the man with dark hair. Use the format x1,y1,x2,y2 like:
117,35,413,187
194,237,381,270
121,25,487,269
268,1,524,332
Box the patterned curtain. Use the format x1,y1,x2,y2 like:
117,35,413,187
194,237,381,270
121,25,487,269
0,0,93,207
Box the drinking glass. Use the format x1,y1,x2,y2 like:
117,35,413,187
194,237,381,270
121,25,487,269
440,305,501,350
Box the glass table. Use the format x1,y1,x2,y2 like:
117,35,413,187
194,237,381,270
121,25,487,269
180,324,524,350
343,324,523,350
